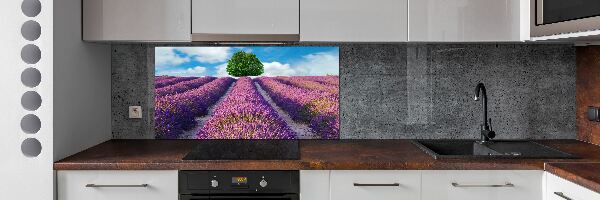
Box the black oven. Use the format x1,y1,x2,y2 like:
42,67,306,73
533,0,600,37
179,171,299,200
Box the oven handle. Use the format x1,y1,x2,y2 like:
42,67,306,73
180,194,298,200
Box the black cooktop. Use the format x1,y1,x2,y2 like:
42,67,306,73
182,140,299,160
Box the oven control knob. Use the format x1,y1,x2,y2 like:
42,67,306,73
210,179,219,188
259,179,268,188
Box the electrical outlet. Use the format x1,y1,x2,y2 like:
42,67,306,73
129,106,142,119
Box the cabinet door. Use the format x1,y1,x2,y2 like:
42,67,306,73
546,172,600,200
83,0,191,41
300,171,330,200
300,0,408,42
409,0,529,42
57,170,178,200
422,170,543,200
330,170,420,200
192,0,299,40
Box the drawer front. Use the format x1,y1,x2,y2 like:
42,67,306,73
422,170,543,200
330,170,420,200
546,172,600,200
57,170,178,200
300,170,330,200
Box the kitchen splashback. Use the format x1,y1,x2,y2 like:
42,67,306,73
112,44,576,139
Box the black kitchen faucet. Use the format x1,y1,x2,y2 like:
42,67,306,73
474,83,495,143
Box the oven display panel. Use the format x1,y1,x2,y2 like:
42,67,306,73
232,177,248,186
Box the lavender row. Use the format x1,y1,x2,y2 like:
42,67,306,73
275,76,339,95
255,77,339,139
155,76,175,82
299,75,339,86
155,77,217,97
154,77,235,138
155,77,197,89
197,77,296,139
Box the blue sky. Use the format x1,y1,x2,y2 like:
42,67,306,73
155,46,339,77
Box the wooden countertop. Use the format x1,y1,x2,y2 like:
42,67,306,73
545,162,600,194
54,139,600,171
54,139,600,193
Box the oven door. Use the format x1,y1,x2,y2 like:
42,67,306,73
532,0,600,37
180,194,299,200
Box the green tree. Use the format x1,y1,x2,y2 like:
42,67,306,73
226,51,264,77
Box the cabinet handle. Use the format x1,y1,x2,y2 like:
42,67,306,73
451,182,514,188
85,184,149,188
554,192,573,200
353,183,400,187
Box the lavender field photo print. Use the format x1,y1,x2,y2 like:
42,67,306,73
154,46,340,139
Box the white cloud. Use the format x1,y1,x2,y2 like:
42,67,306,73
157,66,208,77
155,47,190,68
261,62,297,76
215,63,230,77
257,51,339,77
174,47,232,64
293,51,339,76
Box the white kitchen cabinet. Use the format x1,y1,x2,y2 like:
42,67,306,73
300,0,408,42
57,170,178,200
409,0,529,42
329,170,420,200
83,0,191,41
300,171,330,200
546,172,600,200
192,0,299,41
421,170,543,200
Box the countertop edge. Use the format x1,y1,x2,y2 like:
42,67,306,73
545,162,600,194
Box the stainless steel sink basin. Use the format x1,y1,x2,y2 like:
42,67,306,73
411,140,577,159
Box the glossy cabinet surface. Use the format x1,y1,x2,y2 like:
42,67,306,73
329,170,420,200
300,171,330,200
57,170,178,200
421,170,543,200
300,0,408,42
546,172,600,200
409,0,529,42
79,0,532,42
82,0,191,41
192,0,299,37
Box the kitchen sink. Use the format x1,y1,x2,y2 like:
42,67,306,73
411,140,577,159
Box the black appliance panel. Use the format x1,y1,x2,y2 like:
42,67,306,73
540,0,600,25
180,194,298,200
183,140,299,160
179,171,299,195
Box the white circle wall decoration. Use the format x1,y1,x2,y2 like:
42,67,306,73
21,20,41,41
21,0,43,161
21,91,42,111
21,68,41,88
20,114,41,134
21,44,41,64
21,0,41,17
21,138,42,157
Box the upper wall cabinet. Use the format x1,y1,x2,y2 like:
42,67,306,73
191,0,300,41
300,0,408,42
409,0,530,42
83,0,191,42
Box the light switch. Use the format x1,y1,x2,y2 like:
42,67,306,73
588,106,599,122
129,106,142,119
